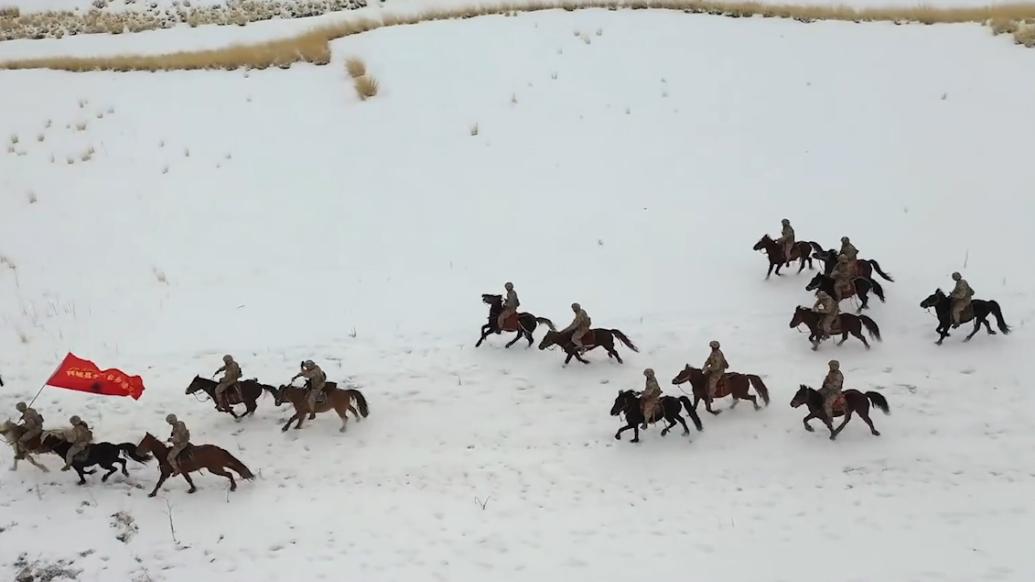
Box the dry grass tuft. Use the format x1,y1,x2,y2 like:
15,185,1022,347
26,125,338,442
989,18,1019,34
0,6,19,18
5,1,1035,71
470,122,480,136
1015,24,1035,45
354,74,379,100
345,57,366,78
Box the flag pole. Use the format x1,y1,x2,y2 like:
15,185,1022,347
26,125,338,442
27,353,70,408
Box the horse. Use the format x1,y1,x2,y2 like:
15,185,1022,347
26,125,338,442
270,384,369,432
805,272,885,312
609,390,703,443
41,434,151,485
670,364,770,415
753,234,816,278
789,306,881,351
920,289,1010,345
538,327,639,365
475,294,557,348
790,384,889,440
811,246,894,282
136,432,253,497
0,420,51,472
185,376,276,419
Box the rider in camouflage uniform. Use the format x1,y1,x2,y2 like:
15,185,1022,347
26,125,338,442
292,360,327,419
562,303,592,352
165,413,191,476
640,368,662,429
813,289,839,337
777,219,795,263
831,254,854,300
702,341,728,407
497,282,520,331
62,415,93,471
14,402,43,459
949,272,974,328
839,236,858,262
819,360,844,423
213,354,242,412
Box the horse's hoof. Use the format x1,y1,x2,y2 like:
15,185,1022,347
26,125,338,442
188,488,197,494
614,434,621,440
829,435,837,441
78,481,86,486
872,431,881,436
753,405,761,411
682,431,689,436
661,430,669,437
989,331,997,335
630,438,639,443
805,426,814,432
148,493,157,498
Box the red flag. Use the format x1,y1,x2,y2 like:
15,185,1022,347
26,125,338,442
45,353,145,400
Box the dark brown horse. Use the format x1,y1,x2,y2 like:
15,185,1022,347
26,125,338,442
753,234,816,278
670,364,770,415
476,293,556,348
0,421,51,472
537,327,638,364
136,432,254,497
805,272,885,312
790,384,889,440
271,385,369,432
789,306,881,350
185,376,276,419
811,246,894,282
609,390,703,443
920,289,1011,345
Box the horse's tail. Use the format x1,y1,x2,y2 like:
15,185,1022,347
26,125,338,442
989,300,1011,334
865,391,890,415
746,375,770,406
535,317,556,331
222,450,255,480
117,442,151,463
866,277,886,303
859,315,882,341
609,329,639,352
867,260,894,282
347,389,370,417
678,396,703,431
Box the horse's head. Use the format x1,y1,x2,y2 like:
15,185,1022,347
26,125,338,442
185,375,208,395
538,331,559,351
790,306,810,329
482,293,503,306
804,273,825,291
790,384,812,408
920,289,945,309
136,432,159,456
753,235,773,251
0,420,16,440
671,364,695,385
611,390,635,416
273,385,291,406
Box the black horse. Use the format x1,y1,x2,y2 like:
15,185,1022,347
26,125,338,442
811,246,894,282
805,272,885,312
185,376,276,419
790,385,889,440
920,289,1010,345
475,294,556,348
41,434,151,485
539,327,639,365
610,390,703,443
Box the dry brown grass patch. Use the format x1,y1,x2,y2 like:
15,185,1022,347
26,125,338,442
354,74,379,100
1014,23,1035,45
345,57,366,78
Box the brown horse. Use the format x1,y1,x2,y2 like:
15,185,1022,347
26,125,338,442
0,420,51,472
789,306,881,350
790,385,889,440
271,385,369,432
753,234,816,279
670,365,770,415
185,376,276,419
537,327,638,365
811,246,894,282
136,432,254,497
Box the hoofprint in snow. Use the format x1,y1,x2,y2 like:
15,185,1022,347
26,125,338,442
2,9,1035,582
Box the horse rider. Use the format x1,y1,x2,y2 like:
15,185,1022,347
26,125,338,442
497,282,520,331
61,415,93,471
701,340,729,407
165,413,191,476
819,359,844,423
949,272,974,328
561,302,592,352
777,218,795,263
831,254,854,300
839,236,858,262
213,354,242,412
813,289,839,338
292,360,327,419
14,401,43,460
640,368,662,429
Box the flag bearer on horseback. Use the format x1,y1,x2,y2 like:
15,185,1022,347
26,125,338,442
640,368,662,429
497,282,519,331
819,360,844,423
292,360,327,420
165,413,191,476
701,341,729,408
213,354,242,412
14,402,43,460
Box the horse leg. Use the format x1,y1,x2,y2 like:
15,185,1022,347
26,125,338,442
294,411,305,430
981,317,997,335
607,344,623,364
282,412,298,432
149,470,171,497
182,471,197,494
766,262,774,279
209,466,237,492
336,403,349,433
631,424,640,443
838,331,849,346
245,398,257,417
802,412,817,432
101,461,118,482
615,422,637,441
27,454,48,473
475,325,490,347
75,465,88,485
119,456,129,476
704,396,722,416
831,410,852,441
660,415,677,437
857,407,880,436
505,331,522,348
964,319,982,342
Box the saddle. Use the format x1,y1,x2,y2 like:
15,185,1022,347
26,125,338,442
835,281,854,299
958,303,975,321
712,374,734,399
826,316,843,335
501,312,520,332
577,330,594,345
172,444,194,463
832,394,847,415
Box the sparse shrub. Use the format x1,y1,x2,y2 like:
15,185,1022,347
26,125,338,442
1015,24,1035,46
27,190,37,204
470,122,479,136
36,133,45,142
354,74,378,100
75,121,87,131
345,56,365,78
989,18,1018,35
8,133,17,145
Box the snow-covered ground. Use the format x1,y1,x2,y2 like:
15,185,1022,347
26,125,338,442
2,9,1035,582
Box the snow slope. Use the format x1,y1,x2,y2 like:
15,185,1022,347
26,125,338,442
2,9,1035,582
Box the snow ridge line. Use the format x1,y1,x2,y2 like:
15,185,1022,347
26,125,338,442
3,0,1035,72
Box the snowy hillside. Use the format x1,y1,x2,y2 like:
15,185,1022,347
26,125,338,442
2,8,1035,582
